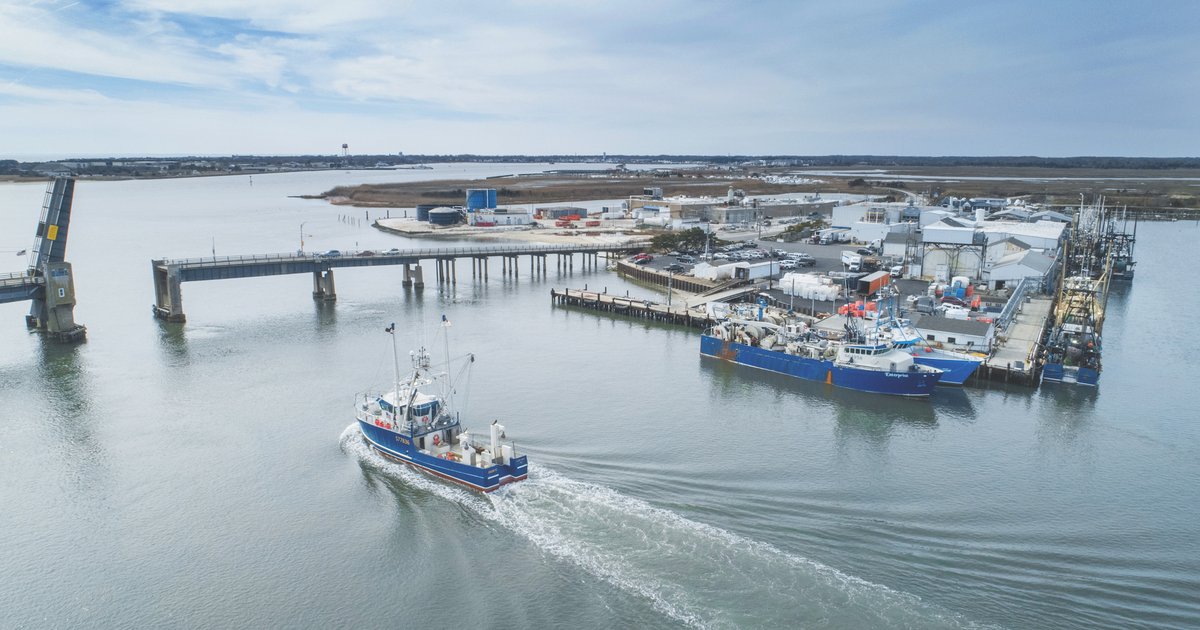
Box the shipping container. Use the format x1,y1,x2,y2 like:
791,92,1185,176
857,270,891,296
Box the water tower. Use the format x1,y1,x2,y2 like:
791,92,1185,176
341,143,349,157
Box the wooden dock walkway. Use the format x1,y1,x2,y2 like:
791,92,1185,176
550,288,714,329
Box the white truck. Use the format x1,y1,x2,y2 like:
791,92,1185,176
841,250,863,272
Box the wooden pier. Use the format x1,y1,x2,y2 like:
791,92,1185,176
551,288,714,329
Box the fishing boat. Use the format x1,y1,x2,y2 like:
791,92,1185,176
840,289,983,387
1042,275,1104,386
870,314,982,386
355,320,528,492
701,318,942,396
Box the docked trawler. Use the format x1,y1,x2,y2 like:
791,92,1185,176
701,318,942,396
355,322,527,492
1042,275,1105,386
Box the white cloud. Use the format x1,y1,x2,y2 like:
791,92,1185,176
0,82,110,105
0,1,1196,156
0,4,233,88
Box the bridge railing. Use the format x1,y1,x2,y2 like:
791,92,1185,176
157,243,642,268
0,271,42,288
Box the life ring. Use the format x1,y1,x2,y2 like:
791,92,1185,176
432,434,441,446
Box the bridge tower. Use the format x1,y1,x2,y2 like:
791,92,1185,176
25,177,86,341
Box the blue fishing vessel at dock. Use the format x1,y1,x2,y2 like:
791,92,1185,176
701,319,942,396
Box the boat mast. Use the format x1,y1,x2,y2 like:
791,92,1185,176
385,322,401,423
441,314,453,416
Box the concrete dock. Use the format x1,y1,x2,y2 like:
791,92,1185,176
975,294,1053,386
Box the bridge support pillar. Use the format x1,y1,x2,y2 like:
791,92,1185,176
402,264,413,288
412,264,424,289
312,268,336,301
152,263,186,322
28,262,87,341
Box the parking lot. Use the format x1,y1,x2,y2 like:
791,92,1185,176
636,233,874,278
627,229,923,316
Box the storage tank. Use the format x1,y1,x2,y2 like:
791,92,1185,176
466,188,496,211
428,207,461,226
416,204,438,222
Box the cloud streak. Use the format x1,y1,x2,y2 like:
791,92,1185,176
0,0,1196,156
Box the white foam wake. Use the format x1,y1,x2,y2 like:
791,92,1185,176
339,425,985,629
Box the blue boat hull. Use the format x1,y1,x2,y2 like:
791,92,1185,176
357,421,528,492
701,335,940,396
911,352,981,386
1042,363,1100,386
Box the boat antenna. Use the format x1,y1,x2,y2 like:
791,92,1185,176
385,322,401,423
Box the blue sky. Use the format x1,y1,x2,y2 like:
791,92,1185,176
0,0,1196,157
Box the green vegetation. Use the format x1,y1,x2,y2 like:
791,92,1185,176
649,227,722,252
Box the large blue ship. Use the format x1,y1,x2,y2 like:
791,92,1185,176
355,322,527,492
701,319,942,396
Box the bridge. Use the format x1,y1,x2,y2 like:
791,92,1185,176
1,177,86,342
151,242,644,322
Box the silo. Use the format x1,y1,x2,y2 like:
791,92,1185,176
416,204,438,222
428,208,461,226
465,189,492,211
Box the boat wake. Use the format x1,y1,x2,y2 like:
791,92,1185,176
340,424,987,629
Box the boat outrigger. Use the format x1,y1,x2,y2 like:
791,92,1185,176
355,320,527,492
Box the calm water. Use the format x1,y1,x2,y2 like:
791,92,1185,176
1,169,1197,629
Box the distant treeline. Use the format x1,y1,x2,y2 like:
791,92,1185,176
5,154,1200,176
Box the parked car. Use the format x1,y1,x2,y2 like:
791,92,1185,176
856,247,875,256
359,250,375,257
779,260,798,270
321,250,341,257
677,255,697,264
664,263,685,272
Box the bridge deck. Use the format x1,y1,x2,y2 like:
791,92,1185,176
154,243,640,283
0,271,42,304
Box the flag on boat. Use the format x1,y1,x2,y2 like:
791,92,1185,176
385,322,395,333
